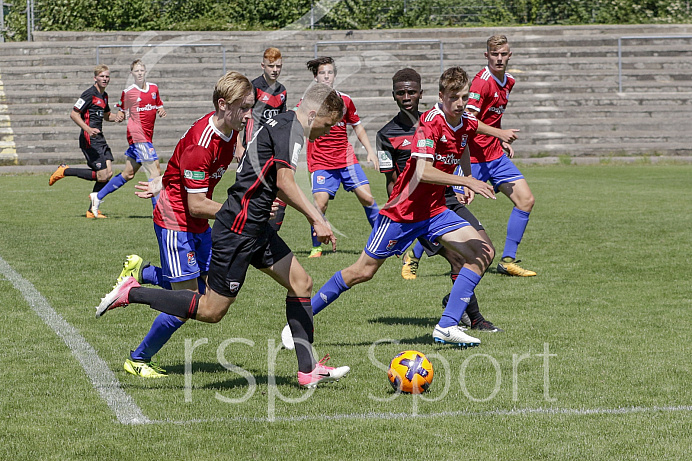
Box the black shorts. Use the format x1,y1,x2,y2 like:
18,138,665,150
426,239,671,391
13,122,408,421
206,220,292,298
80,134,113,171
419,199,484,257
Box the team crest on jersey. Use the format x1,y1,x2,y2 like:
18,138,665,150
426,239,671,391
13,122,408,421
316,175,326,185
229,282,240,296
187,252,196,266
151,92,156,99
386,240,398,250
280,93,286,102
461,134,468,147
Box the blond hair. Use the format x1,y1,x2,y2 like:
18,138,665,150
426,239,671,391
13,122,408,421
487,34,508,51
130,59,145,71
94,64,109,76
300,82,344,121
212,71,253,111
439,66,469,94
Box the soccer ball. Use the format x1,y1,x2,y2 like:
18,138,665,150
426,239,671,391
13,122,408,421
387,350,434,394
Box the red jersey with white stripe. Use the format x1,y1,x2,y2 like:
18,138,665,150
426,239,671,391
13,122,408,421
116,82,164,144
466,66,514,163
381,104,478,223
153,112,237,233
306,91,360,172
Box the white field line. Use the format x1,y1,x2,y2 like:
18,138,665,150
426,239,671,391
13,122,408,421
0,255,150,425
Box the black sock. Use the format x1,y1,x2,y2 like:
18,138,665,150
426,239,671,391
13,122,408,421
286,296,315,373
451,273,484,324
129,287,199,319
65,168,96,181
92,181,107,193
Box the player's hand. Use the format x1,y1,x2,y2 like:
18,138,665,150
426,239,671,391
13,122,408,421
115,111,125,123
269,198,286,220
366,150,379,170
497,128,519,144
86,127,101,137
466,177,495,200
312,220,337,252
134,176,162,199
158,107,167,118
502,141,515,159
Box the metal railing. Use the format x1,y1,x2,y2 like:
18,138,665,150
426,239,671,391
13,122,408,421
618,34,692,93
314,39,444,75
96,43,227,74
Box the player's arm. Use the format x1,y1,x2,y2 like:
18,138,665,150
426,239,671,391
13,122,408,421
475,120,518,144
70,108,100,136
186,192,222,220
352,123,379,169
375,131,397,197
276,165,336,251
414,156,495,199
104,109,123,123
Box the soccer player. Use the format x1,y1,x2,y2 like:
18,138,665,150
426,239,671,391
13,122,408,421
375,68,502,332
96,83,350,389
465,34,537,277
110,71,252,378
49,64,124,218
305,57,380,258
285,67,517,349
89,60,167,216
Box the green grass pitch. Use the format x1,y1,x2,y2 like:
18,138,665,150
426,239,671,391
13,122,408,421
0,163,690,459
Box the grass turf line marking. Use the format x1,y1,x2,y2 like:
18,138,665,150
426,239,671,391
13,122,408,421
0,255,150,425
150,405,692,425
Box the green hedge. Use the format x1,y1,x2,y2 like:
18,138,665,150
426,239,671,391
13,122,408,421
4,0,692,41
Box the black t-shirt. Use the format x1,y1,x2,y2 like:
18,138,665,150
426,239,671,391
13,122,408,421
376,111,420,175
74,85,110,134
216,111,303,237
252,75,287,124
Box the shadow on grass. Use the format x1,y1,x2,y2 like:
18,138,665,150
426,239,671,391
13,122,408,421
368,316,438,327
292,249,363,257
319,334,435,348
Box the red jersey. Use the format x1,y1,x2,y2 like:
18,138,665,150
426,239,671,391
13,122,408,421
306,91,360,172
116,82,164,144
466,67,514,163
153,112,237,233
380,104,478,223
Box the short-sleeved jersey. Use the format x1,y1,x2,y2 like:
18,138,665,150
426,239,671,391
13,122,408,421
216,111,302,237
74,85,110,144
466,66,515,163
376,112,421,175
153,112,237,234
116,82,164,145
306,91,360,173
251,75,287,124
380,103,478,223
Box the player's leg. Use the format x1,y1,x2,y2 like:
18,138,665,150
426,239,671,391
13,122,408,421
401,240,425,280
90,155,138,216
343,164,379,228
497,177,536,276
310,169,338,257
87,151,113,217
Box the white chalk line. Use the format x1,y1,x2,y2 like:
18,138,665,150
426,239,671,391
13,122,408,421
0,255,150,425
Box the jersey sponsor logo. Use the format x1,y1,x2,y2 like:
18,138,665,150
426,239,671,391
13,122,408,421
136,103,159,112
469,92,480,100
435,153,462,165
316,175,326,185
184,170,206,180
417,139,434,148
74,98,86,109
461,134,468,148
262,108,280,120
229,282,240,296
401,139,411,147
210,166,227,180
440,135,448,143
291,142,301,167
488,106,505,114
386,239,398,250
262,94,269,101
187,251,197,266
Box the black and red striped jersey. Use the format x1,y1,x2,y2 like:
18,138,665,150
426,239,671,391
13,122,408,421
73,85,111,141
376,111,421,175
251,75,287,124
216,111,302,237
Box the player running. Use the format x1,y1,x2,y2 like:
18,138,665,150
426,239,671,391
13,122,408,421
89,60,167,216
466,34,536,277
283,67,517,349
49,64,123,218
304,57,380,258
96,83,350,388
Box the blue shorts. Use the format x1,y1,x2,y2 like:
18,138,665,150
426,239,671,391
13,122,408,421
364,209,470,259
311,164,370,197
154,223,212,283
125,142,158,163
471,154,524,191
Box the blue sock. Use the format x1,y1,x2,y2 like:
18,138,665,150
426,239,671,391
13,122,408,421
142,264,172,290
412,241,425,259
197,277,206,294
130,313,185,361
504,207,530,259
439,268,481,327
311,226,321,248
312,270,350,315
363,201,379,228
97,173,127,200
